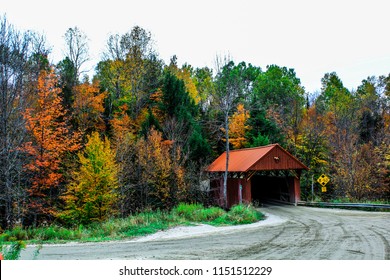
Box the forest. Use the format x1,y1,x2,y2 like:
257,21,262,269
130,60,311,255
1,16,389,229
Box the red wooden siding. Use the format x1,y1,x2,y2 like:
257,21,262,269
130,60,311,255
249,145,307,171
226,178,252,207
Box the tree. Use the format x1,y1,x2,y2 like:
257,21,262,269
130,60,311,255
316,72,351,113
246,107,281,146
250,65,305,147
59,132,118,224
72,79,106,135
0,16,50,228
225,103,250,149
214,58,244,208
56,57,77,109
96,26,159,120
160,69,211,162
167,59,201,104
22,69,80,225
137,128,187,209
295,105,329,200
63,27,89,83
121,26,153,117
160,70,197,123
356,77,384,145
193,66,215,113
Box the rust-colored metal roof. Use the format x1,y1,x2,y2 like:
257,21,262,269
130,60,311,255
206,144,308,172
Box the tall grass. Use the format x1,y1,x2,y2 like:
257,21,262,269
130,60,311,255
0,203,263,244
172,203,226,222
214,204,264,225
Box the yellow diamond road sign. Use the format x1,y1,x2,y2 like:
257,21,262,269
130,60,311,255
317,174,330,187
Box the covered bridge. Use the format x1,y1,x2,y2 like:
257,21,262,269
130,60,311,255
206,144,309,207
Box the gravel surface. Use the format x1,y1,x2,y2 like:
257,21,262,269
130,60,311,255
20,204,390,260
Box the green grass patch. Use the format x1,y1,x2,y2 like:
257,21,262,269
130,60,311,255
0,203,263,245
330,198,390,204
172,203,226,222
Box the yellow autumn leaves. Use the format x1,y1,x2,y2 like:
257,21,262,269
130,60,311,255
221,103,251,149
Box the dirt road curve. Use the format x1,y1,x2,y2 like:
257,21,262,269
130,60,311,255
20,205,390,260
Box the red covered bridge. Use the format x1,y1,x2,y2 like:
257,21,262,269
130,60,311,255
206,144,309,207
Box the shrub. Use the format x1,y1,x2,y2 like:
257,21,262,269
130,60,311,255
212,204,263,225
229,204,263,224
0,226,28,241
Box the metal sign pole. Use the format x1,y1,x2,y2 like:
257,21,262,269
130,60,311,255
311,174,314,202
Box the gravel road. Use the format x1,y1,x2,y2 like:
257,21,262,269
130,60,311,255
20,205,390,260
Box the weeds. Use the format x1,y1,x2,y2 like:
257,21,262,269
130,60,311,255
0,240,26,260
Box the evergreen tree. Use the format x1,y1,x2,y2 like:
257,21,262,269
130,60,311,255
160,70,197,122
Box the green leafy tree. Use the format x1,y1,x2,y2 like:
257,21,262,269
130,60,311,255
159,70,210,162
96,26,160,121
250,65,305,147
246,107,282,146
194,66,215,112
59,132,119,224
316,72,351,113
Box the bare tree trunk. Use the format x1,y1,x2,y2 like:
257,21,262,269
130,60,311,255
214,55,241,210
223,112,229,209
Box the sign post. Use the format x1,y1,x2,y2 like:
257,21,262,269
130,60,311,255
311,174,314,202
317,174,330,192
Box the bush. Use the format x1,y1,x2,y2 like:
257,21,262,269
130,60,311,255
212,204,263,225
0,226,28,241
229,204,263,224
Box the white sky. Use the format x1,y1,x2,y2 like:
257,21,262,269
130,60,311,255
2,0,390,93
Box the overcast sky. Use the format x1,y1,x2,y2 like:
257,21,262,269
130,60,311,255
2,0,390,93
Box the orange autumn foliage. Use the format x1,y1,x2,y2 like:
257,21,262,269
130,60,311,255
110,104,138,144
148,89,165,123
22,70,80,222
73,80,106,133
